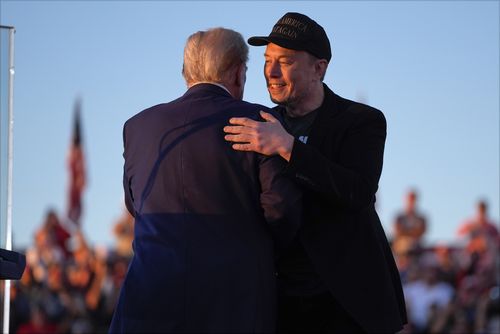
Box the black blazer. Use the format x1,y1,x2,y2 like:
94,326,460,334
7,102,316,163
282,84,407,333
109,84,301,333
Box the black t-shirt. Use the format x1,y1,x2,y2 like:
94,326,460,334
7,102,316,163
281,107,318,144
276,107,328,296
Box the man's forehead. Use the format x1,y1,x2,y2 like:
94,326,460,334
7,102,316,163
264,43,305,57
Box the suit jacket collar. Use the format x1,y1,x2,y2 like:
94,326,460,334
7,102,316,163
183,83,233,99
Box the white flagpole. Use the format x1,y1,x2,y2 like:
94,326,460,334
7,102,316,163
2,25,15,334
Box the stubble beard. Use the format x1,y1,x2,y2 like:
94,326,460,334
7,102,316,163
269,91,297,110
270,92,306,116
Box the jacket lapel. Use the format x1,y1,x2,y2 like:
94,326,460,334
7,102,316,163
307,84,342,148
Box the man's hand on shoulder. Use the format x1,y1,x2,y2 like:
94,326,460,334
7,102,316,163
224,111,294,161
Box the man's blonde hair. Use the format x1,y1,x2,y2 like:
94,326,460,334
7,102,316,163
182,27,248,86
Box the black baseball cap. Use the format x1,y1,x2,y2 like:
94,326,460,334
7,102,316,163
248,12,331,62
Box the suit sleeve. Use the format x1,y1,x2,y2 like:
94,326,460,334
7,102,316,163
285,106,386,212
122,122,136,217
258,154,303,253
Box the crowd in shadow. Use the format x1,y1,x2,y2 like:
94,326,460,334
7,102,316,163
392,190,499,334
5,209,133,334
3,190,499,334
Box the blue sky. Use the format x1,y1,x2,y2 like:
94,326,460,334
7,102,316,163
0,1,498,250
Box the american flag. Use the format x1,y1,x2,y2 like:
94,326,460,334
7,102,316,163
67,98,86,225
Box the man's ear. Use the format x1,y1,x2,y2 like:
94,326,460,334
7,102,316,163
236,63,247,88
227,63,246,100
315,59,328,80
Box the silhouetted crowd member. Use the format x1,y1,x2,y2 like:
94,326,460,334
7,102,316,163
403,253,455,333
111,208,134,258
433,244,461,288
392,189,427,256
457,200,499,264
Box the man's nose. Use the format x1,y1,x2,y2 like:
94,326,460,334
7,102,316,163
266,61,281,78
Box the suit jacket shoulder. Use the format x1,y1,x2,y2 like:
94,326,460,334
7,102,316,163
324,89,386,132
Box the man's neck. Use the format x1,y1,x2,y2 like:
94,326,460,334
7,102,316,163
190,81,232,96
285,83,325,118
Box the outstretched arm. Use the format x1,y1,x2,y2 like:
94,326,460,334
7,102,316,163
224,111,295,161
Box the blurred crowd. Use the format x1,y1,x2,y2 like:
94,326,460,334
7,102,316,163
4,209,133,334
392,190,499,334
2,190,499,334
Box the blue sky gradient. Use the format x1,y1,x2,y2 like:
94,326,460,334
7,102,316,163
0,1,498,249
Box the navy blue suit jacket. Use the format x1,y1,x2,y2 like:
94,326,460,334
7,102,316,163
109,84,301,333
